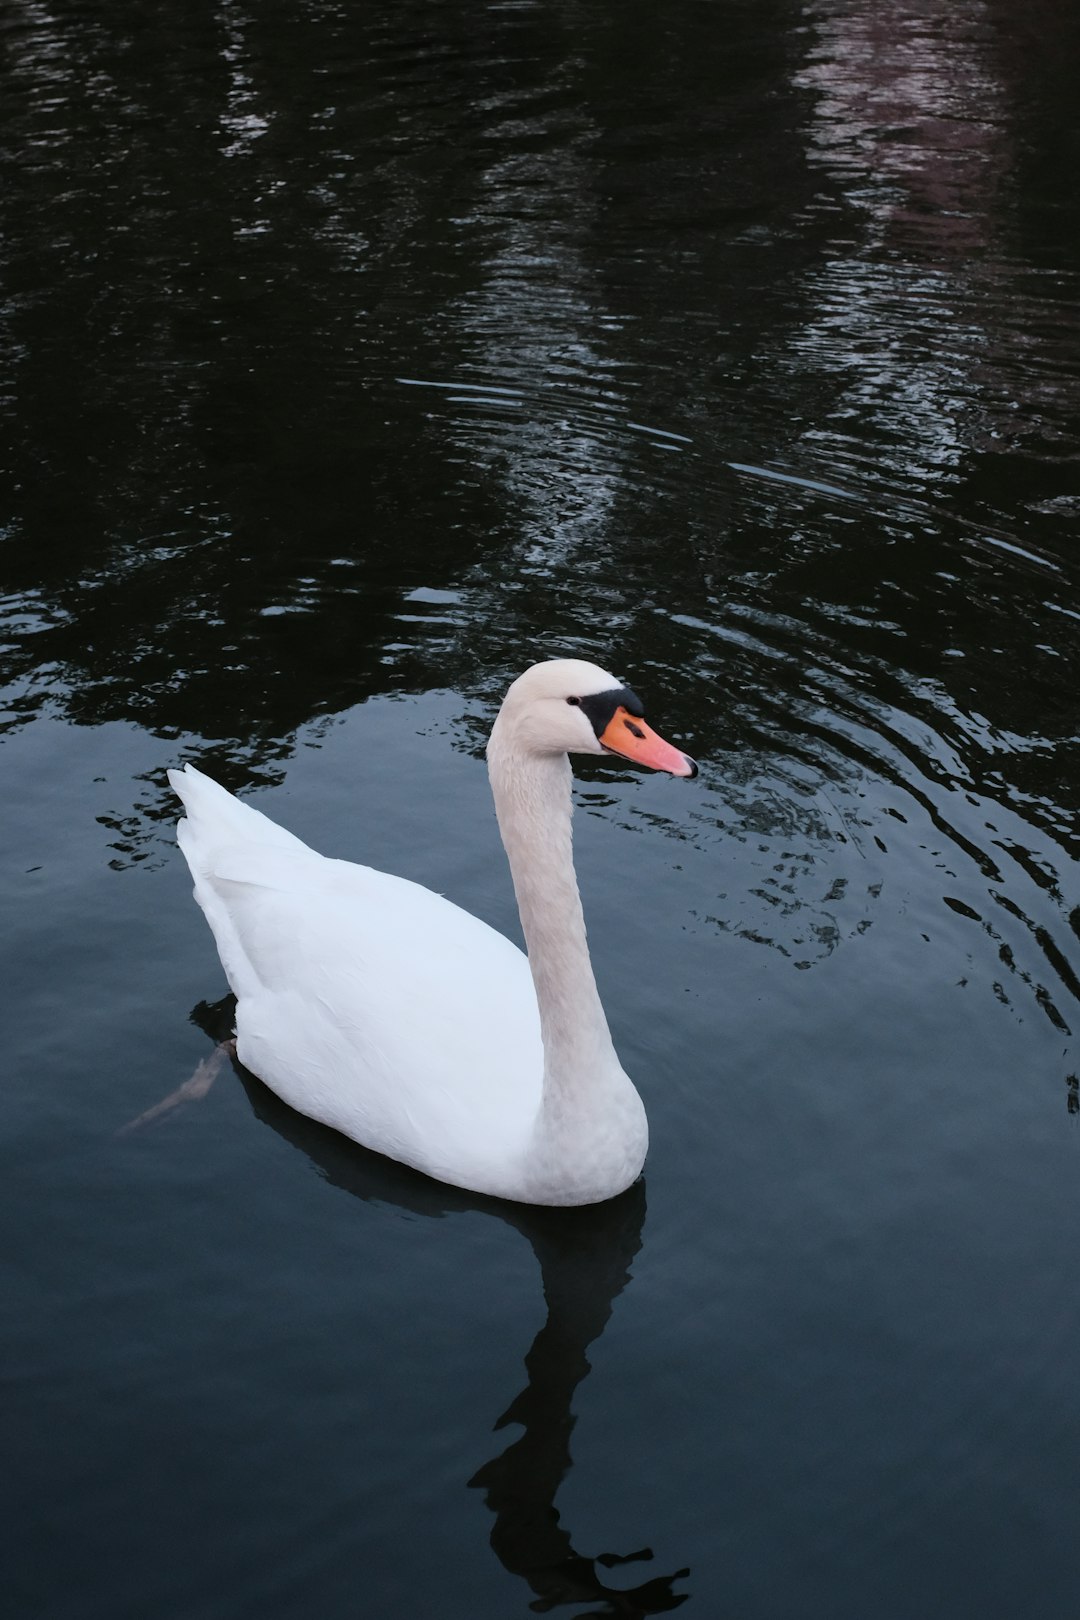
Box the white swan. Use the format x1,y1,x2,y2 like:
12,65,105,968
170,659,696,1206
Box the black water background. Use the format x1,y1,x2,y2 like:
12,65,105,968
3,2,1080,1616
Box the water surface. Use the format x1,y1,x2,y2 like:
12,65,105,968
3,3,1079,1616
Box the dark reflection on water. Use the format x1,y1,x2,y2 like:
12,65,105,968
4,0,1080,1616
194,999,689,1616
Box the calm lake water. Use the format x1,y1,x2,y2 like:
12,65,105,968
3,1,1080,1615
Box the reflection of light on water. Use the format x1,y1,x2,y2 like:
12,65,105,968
788,1,1080,504
726,461,855,500
426,65,631,575
218,2,274,162
795,0,1008,248
788,1,1009,492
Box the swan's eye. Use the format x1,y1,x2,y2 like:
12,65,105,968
566,696,581,706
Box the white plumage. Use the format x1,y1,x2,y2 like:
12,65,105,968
171,659,695,1206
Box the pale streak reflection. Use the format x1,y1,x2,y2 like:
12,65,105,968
217,1,274,183
445,78,631,598
789,0,1010,490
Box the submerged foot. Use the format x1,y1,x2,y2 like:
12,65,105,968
118,1038,236,1135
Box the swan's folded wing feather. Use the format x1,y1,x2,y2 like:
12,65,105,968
180,828,545,1174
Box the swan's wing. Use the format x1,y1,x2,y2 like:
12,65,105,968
170,766,544,1181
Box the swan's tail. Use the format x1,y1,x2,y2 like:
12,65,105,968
169,763,316,1001
168,764,312,860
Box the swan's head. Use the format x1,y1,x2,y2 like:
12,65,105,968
491,658,697,777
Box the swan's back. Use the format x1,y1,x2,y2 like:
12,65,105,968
170,765,544,1191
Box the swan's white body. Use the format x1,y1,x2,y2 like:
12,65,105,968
171,659,694,1206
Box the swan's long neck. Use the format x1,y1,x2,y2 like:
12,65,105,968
486,733,618,1094
486,705,648,1203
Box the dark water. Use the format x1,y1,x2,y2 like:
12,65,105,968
3,1,1080,1615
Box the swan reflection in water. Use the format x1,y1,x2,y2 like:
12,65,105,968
184,998,690,1617
465,1195,690,1616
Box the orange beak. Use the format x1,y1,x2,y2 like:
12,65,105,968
598,706,697,777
